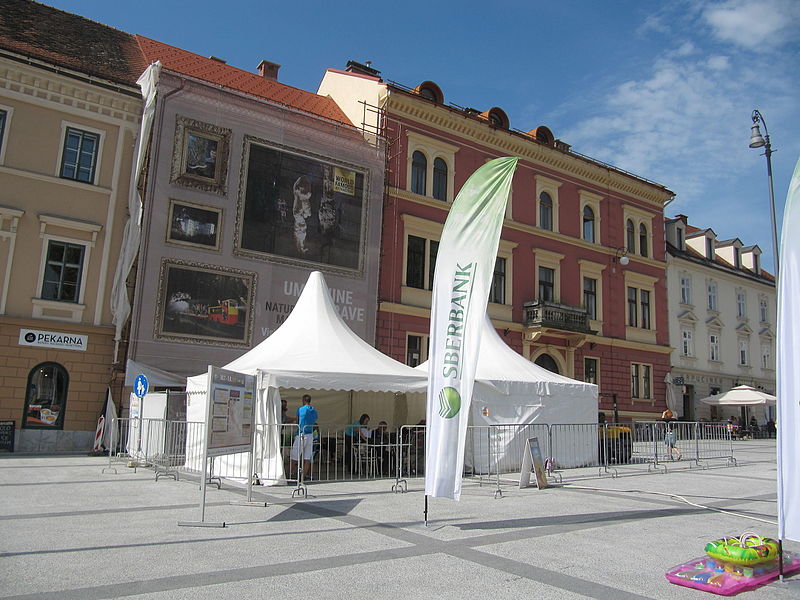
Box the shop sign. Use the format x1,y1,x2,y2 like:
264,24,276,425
18,329,87,351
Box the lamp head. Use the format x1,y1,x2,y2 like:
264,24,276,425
749,122,766,148
619,255,630,266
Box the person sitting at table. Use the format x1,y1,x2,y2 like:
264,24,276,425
371,421,392,475
344,413,371,469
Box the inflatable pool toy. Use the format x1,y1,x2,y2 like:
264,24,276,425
665,534,800,596
705,533,779,565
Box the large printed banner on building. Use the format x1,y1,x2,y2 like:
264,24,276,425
425,157,518,500
778,156,800,543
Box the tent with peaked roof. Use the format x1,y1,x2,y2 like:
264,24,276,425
417,315,598,471
184,271,427,483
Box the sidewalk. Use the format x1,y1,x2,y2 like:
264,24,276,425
1,439,798,599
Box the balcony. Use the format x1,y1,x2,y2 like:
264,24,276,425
523,300,593,334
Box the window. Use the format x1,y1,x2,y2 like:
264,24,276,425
538,266,554,302
753,254,760,274
627,286,638,328
539,192,553,231
583,277,597,321
405,235,439,290
584,357,598,385
41,240,85,303
681,328,694,357
759,299,768,323
631,362,652,399
734,248,740,269
680,275,692,305
761,343,771,369
23,362,69,429
640,290,651,330
428,240,439,290
406,235,426,289
627,287,651,329
582,205,595,242
406,334,429,367
639,223,648,257
737,291,747,318
739,339,749,365
489,257,506,304
676,227,684,250
707,282,718,311
709,333,720,361
60,127,99,183
626,219,635,253
432,157,447,201
705,237,714,260
406,132,458,202
411,151,427,195
535,175,561,233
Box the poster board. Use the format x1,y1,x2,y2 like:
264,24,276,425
519,437,548,489
0,421,14,452
206,366,256,457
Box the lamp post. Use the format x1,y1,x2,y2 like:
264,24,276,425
749,109,780,276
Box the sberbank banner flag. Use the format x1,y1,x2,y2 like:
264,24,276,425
425,157,518,500
778,156,800,542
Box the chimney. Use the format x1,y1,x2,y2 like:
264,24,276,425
257,60,281,81
345,60,380,78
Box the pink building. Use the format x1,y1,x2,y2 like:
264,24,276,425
329,63,675,421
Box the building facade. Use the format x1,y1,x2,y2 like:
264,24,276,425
665,215,776,422
0,1,143,451
125,42,386,383
320,62,675,422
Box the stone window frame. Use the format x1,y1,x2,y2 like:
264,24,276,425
405,131,458,202
534,175,562,233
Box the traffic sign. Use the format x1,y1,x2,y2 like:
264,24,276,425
134,374,149,399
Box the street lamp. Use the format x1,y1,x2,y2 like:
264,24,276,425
749,109,780,276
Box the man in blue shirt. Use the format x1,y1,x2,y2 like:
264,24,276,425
289,394,318,482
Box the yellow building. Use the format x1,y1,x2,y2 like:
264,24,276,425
0,2,143,451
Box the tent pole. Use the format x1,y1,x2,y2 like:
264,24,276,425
424,494,428,526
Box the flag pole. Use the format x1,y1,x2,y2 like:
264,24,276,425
424,494,428,527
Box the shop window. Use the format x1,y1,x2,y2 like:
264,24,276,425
23,362,69,429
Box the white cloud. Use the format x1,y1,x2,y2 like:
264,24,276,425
703,0,800,50
706,55,730,70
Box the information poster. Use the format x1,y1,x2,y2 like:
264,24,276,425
206,366,256,457
519,437,548,490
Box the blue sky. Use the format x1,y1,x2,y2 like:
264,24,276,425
45,0,799,271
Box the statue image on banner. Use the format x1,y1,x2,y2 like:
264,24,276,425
238,138,367,272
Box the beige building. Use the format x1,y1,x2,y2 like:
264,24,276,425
0,4,143,451
665,214,776,423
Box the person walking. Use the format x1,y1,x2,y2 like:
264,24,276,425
661,409,681,461
289,394,317,482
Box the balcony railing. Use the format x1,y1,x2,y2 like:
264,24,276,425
523,300,592,333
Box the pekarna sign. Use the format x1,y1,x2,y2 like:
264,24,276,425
19,329,87,352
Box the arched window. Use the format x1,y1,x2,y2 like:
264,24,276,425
626,219,635,253
535,354,560,374
411,151,427,195
582,205,595,242
23,362,69,429
539,192,553,231
639,223,648,257
432,157,447,201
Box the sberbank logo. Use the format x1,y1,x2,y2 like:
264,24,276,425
438,387,461,419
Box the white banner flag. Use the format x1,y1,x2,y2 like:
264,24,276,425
425,157,518,500
778,156,800,542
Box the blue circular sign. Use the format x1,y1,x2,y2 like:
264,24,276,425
134,374,149,399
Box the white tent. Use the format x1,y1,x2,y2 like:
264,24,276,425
185,271,427,483
417,315,598,471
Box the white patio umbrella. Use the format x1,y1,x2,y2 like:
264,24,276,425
699,385,776,406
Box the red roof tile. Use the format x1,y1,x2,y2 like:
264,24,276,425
135,36,352,126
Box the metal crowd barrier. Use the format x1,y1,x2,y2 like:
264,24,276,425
103,419,737,485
